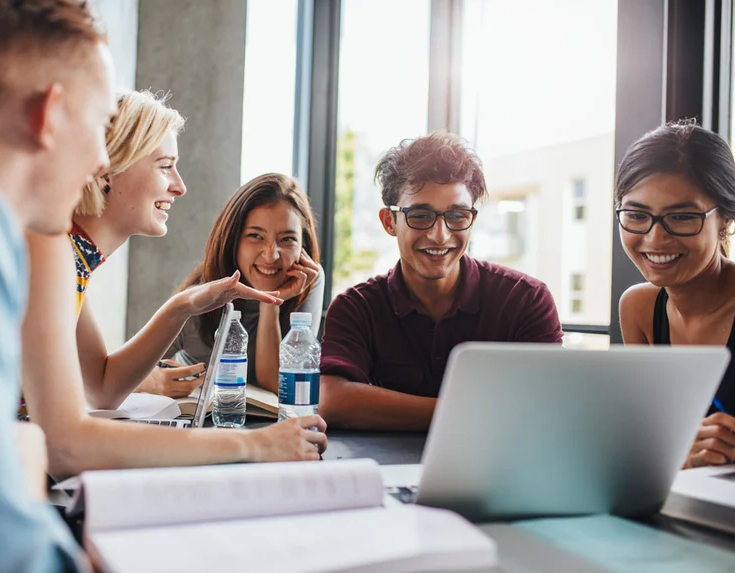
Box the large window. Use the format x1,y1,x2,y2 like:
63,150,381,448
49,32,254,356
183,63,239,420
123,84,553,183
331,0,431,299
460,0,618,346
241,0,299,184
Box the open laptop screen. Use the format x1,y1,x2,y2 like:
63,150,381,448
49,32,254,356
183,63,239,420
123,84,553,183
191,302,234,428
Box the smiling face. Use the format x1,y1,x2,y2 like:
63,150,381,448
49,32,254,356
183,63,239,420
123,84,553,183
619,172,725,287
380,182,474,285
237,201,304,291
105,130,186,237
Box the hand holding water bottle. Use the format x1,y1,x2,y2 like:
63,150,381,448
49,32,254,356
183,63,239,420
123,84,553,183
248,415,328,462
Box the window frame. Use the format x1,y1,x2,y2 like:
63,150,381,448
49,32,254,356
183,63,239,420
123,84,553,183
292,0,731,341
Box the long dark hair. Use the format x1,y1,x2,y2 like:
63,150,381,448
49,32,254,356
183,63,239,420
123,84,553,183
180,173,320,347
615,120,735,256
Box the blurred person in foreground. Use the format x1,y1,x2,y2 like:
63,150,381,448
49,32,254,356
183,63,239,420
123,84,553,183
0,0,116,570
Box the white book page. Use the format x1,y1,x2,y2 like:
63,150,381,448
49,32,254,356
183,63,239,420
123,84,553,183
87,393,181,420
667,466,735,508
84,458,383,533
88,505,498,573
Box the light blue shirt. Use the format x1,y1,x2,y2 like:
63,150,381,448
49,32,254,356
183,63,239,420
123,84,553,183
0,193,86,572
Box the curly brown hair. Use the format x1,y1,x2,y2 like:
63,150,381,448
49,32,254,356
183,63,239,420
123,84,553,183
374,131,488,206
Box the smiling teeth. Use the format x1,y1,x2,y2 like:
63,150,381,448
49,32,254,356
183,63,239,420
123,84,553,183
154,201,170,211
645,253,681,264
425,249,449,256
255,266,279,275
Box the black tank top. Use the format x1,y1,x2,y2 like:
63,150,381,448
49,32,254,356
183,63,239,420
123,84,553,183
652,288,735,416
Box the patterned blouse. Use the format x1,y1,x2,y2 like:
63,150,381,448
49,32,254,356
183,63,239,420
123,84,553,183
68,222,105,318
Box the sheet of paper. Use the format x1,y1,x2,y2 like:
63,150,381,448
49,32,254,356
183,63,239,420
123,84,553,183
88,393,180,420
516,514,735,573
665,466,735,509
88,505,497,573
84,458,384,533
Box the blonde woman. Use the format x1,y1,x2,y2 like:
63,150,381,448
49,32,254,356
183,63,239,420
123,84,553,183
21,90,327,477
71,90,280,408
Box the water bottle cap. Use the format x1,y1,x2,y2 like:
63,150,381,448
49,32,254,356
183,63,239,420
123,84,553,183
290,312,312,326
231,310,242,320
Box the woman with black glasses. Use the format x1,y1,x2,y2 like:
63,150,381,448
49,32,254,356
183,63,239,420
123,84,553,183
617,120,735,469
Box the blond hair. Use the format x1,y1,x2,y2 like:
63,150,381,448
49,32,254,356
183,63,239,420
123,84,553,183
76,89,185,217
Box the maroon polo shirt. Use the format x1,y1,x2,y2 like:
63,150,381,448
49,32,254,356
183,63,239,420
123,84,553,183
320,255,562,397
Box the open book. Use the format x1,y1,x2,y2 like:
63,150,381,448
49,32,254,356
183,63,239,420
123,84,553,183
176,383,278,419
87,392,181,420
75,459,497,573
662,466,735,534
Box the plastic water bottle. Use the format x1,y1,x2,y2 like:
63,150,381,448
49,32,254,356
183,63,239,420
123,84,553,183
278,312,320,421
212,310,248,428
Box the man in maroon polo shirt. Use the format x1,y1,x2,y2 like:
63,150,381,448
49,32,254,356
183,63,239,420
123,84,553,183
319,132,562,430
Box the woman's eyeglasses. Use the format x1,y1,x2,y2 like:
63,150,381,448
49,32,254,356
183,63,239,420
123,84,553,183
615,207,718,237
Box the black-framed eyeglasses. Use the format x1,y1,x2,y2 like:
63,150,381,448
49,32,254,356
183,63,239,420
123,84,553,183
615,207,718,237
389,205,478,231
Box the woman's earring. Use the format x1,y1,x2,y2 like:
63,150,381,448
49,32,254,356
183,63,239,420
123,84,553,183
103,184,111,194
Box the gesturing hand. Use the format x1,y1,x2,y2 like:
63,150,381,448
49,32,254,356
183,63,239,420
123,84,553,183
184,270,283,316
248,415,328,462
276,249,320,302
684,412,735,468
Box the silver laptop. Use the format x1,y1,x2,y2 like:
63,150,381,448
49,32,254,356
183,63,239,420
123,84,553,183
402,343,730,521
125,303,233,429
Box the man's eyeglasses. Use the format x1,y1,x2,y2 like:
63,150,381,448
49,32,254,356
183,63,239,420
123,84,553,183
389,206,478,231
615,207,718,237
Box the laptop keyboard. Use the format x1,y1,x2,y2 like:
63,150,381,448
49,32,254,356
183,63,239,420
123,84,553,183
121,419,190,428
386,486,418,504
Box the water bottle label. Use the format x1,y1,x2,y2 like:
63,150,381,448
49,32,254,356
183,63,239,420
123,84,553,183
278,371,320,406
214,357,247,387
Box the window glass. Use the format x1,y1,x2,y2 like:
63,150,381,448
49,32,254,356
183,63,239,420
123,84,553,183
562,333,610,349
241,0,298,183
460,0,618,335
332,0,431,299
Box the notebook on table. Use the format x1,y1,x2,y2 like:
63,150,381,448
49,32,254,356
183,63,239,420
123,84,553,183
176,381,278,419
87,392,182,423
72,459,497,573
662,466,735,534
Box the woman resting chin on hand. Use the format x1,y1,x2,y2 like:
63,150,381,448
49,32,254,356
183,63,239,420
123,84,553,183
616,121,735,469
164,173,325,396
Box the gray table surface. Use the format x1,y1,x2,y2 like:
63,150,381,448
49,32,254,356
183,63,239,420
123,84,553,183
320,427,735,572
59,417,734,572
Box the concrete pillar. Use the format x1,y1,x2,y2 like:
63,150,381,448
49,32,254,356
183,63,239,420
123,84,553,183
127,0,248,336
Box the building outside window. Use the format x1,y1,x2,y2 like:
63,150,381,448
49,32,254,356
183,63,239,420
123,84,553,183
572,178,586,221
570,272,584,315
460,0,617,348
331,0,431,299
